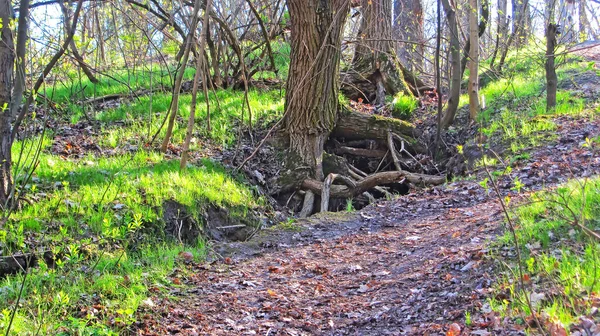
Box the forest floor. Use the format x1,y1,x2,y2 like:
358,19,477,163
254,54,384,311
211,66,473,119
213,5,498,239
133,47,600,335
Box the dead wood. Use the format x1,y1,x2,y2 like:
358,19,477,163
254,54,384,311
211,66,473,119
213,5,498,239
334,146,387,158
332,108,424,153
320,173,357,212
298,190,315,218
0,251,54,277
302,171,406,198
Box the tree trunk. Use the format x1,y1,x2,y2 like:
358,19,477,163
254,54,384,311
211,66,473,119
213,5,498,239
468,0,480,120
440,0,461,128
393,0,424,72
558,0,577,44
344,0,409,105
59,1,100,84
181,0,213,170
284,0,350,180
161,0,203,152
546,23,557,111
489,0,507,68
0,0,15,207
460,0,488,78
512,0,530,47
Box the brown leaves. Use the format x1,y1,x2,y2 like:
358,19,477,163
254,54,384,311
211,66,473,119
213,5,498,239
446,323,461,336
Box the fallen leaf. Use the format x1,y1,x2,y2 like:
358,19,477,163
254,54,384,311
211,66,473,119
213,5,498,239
446,323,461,336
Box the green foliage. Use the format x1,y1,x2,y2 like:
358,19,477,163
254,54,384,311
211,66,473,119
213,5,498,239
495,176,600,328
391,92,418,120
1,134,262,334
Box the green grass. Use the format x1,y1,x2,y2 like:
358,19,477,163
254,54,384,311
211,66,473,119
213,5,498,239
391,92,418,120
494,172,600,329
466,56,593,154
45,67,196,104
0,131,263,334
92,88,285,146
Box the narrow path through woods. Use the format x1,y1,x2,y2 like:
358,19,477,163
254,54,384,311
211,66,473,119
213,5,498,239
134,112,600,335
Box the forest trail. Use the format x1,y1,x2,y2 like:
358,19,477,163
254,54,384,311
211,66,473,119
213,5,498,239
134,112,600,335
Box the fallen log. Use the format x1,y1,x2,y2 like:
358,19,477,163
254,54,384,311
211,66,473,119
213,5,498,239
0,251,54,277
334,146,387,158
332,108,424,153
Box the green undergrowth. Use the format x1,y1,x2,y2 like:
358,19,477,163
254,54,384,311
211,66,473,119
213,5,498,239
45,67,197,104
391,92,418,120
95,89,285,146
0,134,263,334
459,52,593,156
491,170,600,329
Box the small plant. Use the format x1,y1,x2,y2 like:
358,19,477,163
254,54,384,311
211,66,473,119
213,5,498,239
391,92,418,120
345,198,354,212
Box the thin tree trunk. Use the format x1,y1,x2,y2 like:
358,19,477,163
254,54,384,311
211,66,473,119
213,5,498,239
468,0,480,120
490,0,507,68
460,0,488,78
497,0,529,70
578,0,590,41
181,0,213,169
161,0,203,153
59,1,100,84
440,0,461,128
284,0,350,180
0,0,15,207
546,23,557,111
435,0,443,152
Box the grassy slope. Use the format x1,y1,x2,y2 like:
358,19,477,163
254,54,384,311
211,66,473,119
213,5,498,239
0,66,285,334
469,47,600,329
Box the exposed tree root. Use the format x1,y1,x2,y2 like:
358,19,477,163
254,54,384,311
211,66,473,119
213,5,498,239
321,173,357,212
302,171,407,199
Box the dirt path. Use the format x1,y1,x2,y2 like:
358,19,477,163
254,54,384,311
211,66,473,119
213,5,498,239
132,114,600,335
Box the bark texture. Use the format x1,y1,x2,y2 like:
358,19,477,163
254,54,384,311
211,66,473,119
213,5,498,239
0,0,15,206
393,0,424,72
342,0,409,104
440,0,461,128
284,0,350,180
512,0,531,47
546,23,557,111
468,0,480,120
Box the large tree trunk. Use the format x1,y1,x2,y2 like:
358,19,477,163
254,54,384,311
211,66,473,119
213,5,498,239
0,0,15,207
284,0,350,180
343,0,409,105
393,0,424,72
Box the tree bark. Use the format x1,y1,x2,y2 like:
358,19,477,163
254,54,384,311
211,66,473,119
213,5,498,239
440,0,461,128
546,23,557,111
490,0,507,68
345,0,409,105
511,0,530,47
468,0,480,120
161,0,203,152
393,0,424,72
59,1,100,84
284,0,350,180
181,0,213,169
